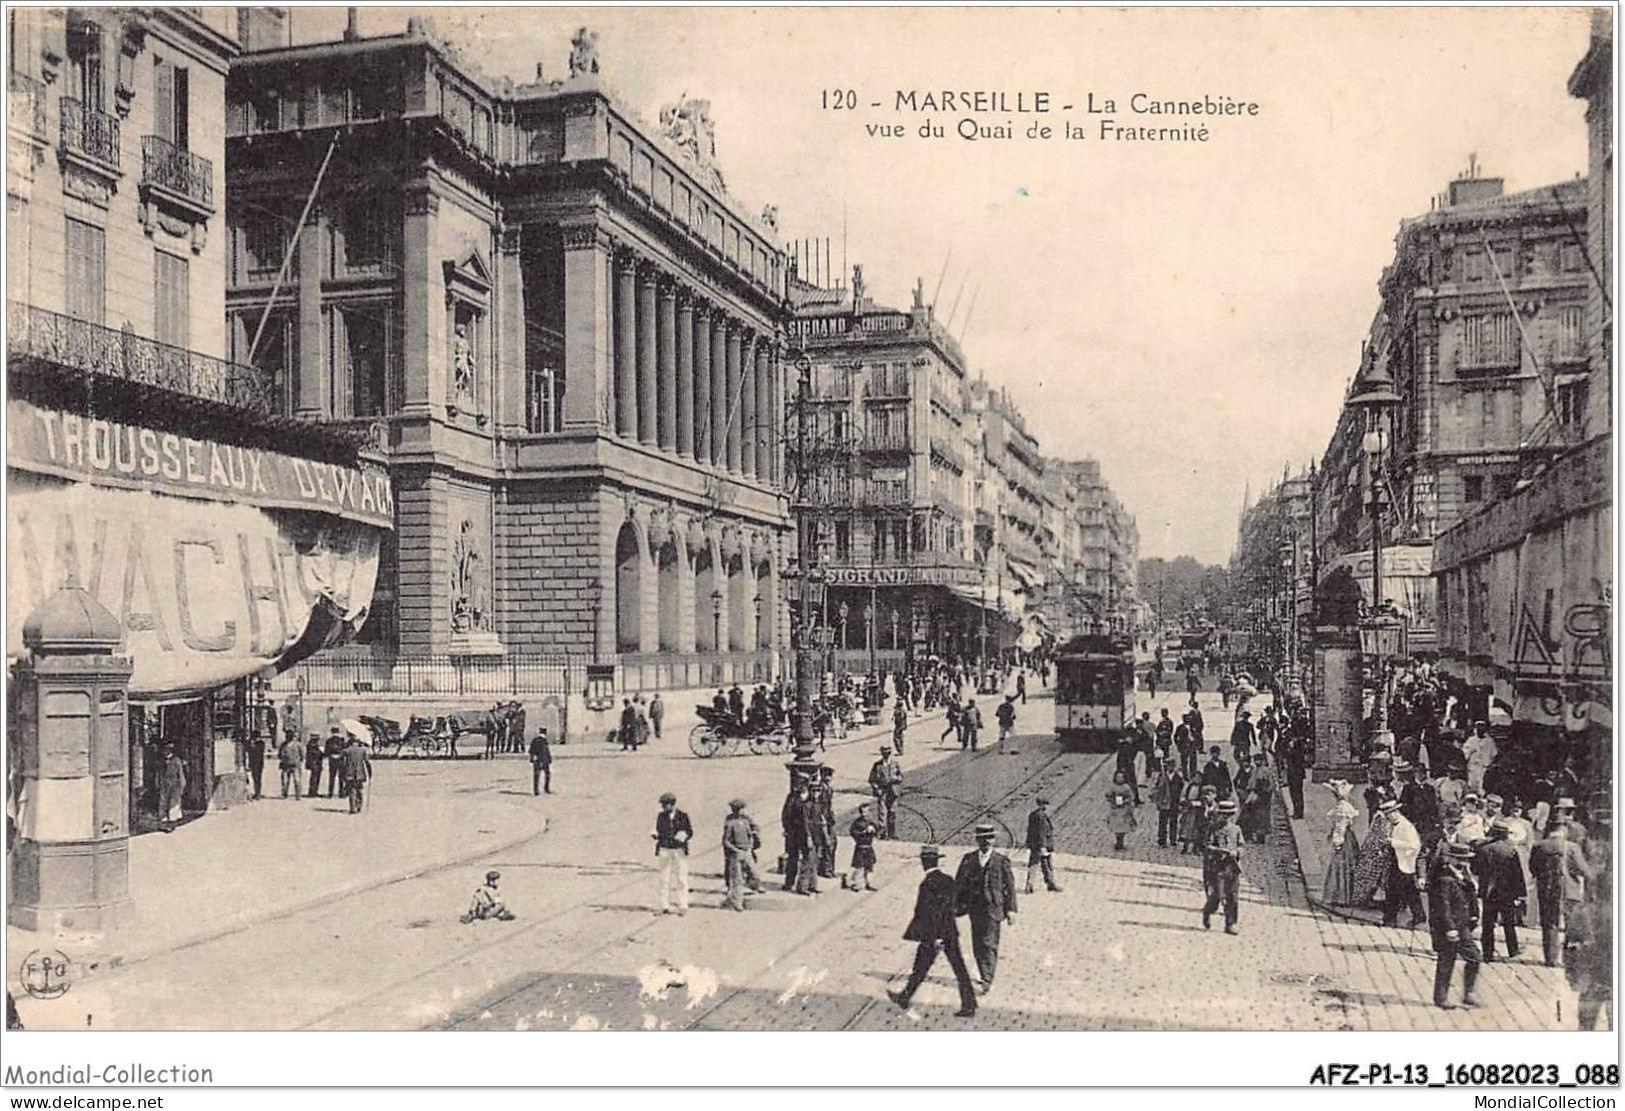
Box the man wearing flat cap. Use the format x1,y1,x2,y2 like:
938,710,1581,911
1024,798,1062,894
722,799,764,911
954,823,1018,993
1428,840,1481,1008
888,846,977,1018
1473,817,1525,961
652,792,693,914
1202,799,1245,934
869,747,903,839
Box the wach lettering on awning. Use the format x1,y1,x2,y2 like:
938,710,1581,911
8,477,381,700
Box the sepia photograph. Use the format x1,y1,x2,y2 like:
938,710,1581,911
0,1,1617,1095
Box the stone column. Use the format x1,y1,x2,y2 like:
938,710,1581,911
295,208,327,419
740,331,757,479
10,589,133,934
710,312,728,468
725,323,744,473
401,191,437,417
755,341,773,480
693,303,712,463
636,266,658,445
560,223,612,432
675,293,695,459
656,280,678,452
614,253,638,438
496,225,526,435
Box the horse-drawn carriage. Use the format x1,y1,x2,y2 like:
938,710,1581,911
356,702,521,759
687,705,793,758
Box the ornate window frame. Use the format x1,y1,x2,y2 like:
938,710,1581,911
442,246,492,424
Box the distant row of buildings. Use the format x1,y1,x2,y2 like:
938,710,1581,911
1233,12,1611,799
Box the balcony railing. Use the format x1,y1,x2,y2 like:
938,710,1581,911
861,428,911,453
859,483,912,507
9,74,45,137
141,135,213,210
60,97,119,168
9,302,277,415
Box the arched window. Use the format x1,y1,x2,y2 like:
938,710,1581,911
614,522,641,652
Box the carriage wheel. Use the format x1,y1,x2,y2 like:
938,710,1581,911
689,725,725,758
766,732,789,755
746,733,769,756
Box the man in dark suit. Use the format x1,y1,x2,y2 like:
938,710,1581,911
1429,840,1482,1008
1474,818,1525,961
341,736,371,814
954,823,1018,993
887,845,977,1018
1024,798,1062,894
528,726,552,795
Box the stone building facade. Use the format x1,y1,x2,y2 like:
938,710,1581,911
1315,169,1592,648
6,7,388,928
787,270,988,666
224,20,790,689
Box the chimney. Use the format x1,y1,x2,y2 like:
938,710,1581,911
236,7,289,53
344,7,360,41
1446,176,1503,207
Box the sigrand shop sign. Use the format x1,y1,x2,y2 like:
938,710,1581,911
825,564,982,588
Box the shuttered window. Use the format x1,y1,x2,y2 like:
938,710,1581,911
154,252,190,348
64,218,105,325
152,58,190,149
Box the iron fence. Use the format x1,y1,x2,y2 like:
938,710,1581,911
141,134,213,209
9,302,277,415
60,96,119,167
272,653,579,698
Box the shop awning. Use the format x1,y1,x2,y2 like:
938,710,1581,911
1006,557,1045,590
8,398,391,700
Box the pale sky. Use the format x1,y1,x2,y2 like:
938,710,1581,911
289,5,1595,564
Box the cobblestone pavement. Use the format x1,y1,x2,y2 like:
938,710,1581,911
22,682,1577,1031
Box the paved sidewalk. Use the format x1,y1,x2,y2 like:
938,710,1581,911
9,759,548,993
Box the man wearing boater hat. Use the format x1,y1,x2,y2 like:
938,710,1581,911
887,845,977,1018
954,823,1018,994
1202,799,1245,934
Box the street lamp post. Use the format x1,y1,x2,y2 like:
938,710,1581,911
786,349,824,784
1350,361,1401,748
711,588,724,665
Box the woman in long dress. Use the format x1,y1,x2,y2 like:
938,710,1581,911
1322,780,1362,906
1353,803,1396,905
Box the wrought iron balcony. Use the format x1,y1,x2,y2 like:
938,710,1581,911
9,74,45,137
861,428,911,453
8,302,276,416
141,135,214,211
59,97,120,168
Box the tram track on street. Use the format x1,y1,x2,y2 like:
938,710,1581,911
306,714,1063,1031
684,743,1110,1031
831,750,1113,1031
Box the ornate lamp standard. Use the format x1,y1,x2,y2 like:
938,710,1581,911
1349,361,1403,750
785,349,824,784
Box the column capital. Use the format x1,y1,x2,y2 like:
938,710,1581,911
657,274,681,301
404,189,440,218
692,297,712,320
615,247,641,274
638,260,662,288
498,225,523,255
561,221,610,253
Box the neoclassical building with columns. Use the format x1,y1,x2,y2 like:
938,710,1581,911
225,17,790,687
